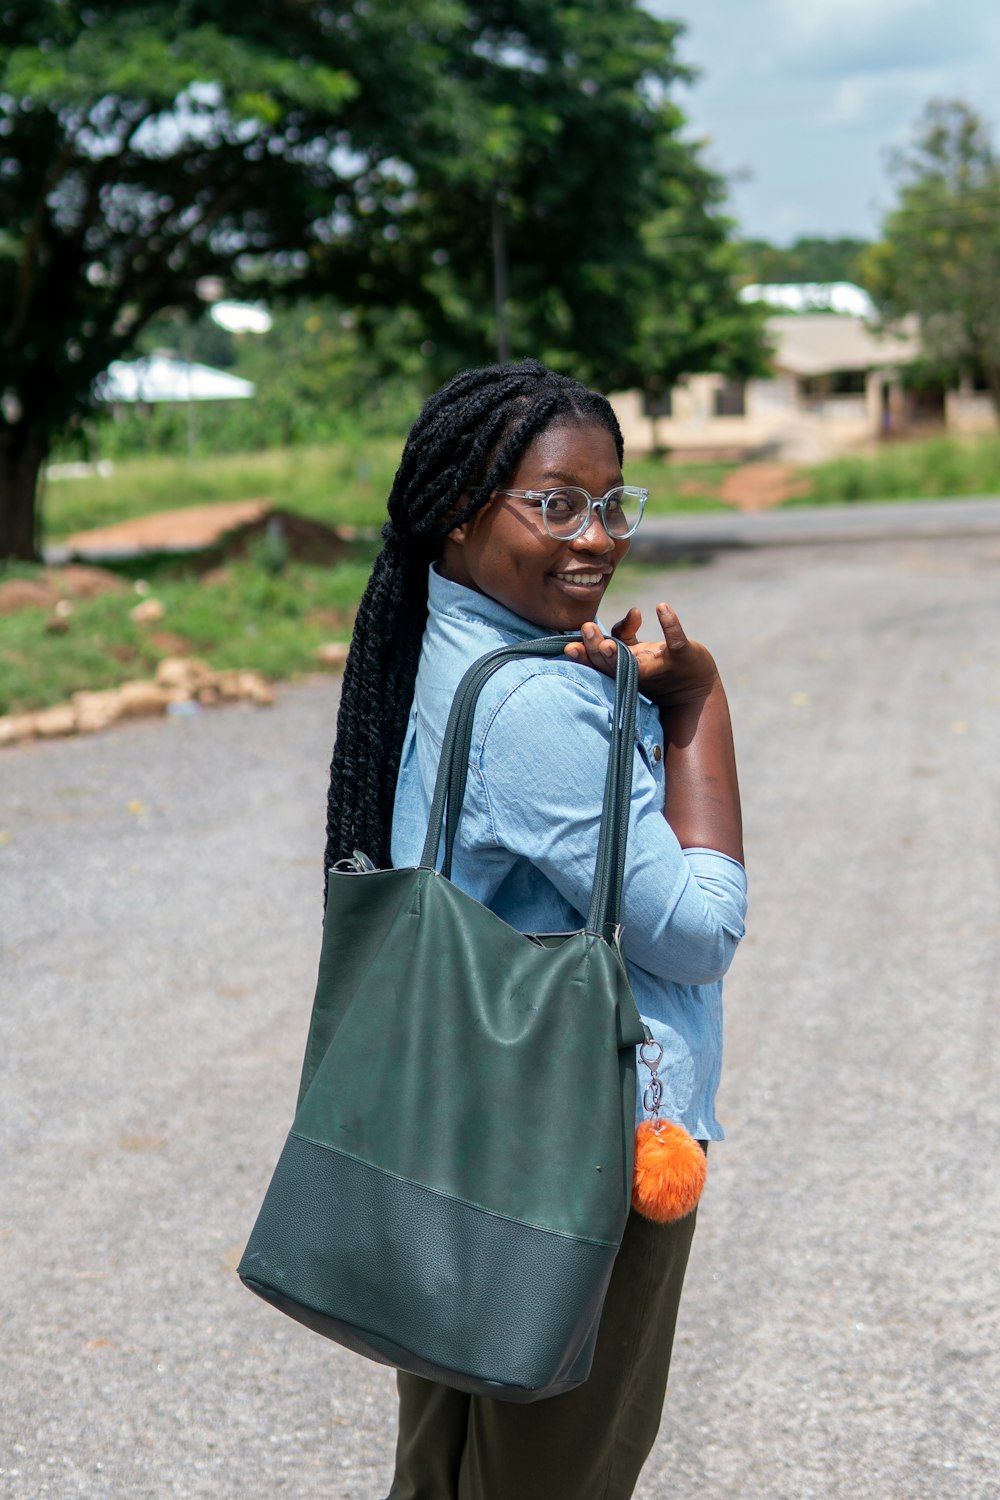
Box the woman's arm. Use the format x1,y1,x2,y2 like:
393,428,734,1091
565,603,744,865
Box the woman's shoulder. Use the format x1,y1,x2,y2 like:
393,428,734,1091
473,655,616,748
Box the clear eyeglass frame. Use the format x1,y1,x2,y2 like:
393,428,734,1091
495,485,649,541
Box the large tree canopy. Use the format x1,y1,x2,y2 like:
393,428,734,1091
1,0,763,559
864,99,1000,414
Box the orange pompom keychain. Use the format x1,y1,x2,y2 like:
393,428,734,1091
632,1040,706,1223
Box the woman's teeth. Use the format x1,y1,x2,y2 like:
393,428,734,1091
555,571,604,585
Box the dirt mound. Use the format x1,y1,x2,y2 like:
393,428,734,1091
61,499,353,568
211,510,352,567
0,565,126,616
63,499,271,556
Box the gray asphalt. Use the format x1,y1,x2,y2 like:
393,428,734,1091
630,494,1000,560
2,528,998,1499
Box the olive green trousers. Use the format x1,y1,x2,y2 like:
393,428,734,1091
386,1202,700,1500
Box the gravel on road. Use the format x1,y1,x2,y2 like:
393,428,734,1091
1,533,997,1499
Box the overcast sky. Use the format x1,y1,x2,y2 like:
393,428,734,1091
646,0,1000,244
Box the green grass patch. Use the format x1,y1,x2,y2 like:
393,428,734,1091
623,457,733,513
0,550,376,715
789,432,1000,505
42,439,733,543
42,440,405,540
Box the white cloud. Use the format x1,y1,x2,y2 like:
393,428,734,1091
645,0,1000,240
776,0,935,41
826,67,953,127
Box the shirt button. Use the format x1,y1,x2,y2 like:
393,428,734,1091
652,744,662,762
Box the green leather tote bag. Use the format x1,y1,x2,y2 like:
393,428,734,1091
238,637,646,1402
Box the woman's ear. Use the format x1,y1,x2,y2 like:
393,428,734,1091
445,493,479,545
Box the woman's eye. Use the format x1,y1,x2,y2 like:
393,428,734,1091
544,491,577,519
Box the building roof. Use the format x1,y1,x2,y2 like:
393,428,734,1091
768,314,920,377
95,355,255,403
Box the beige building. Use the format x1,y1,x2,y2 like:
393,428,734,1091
614,313,997,463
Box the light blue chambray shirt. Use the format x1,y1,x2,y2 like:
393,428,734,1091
390,567,748,1140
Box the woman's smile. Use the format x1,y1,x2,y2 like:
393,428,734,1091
551,565,613,587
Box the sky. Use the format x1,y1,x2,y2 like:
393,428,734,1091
646,0,1000,244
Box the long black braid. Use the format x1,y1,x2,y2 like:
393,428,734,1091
323,359,624,887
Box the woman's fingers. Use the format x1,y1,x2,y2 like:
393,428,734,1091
655,601,690,653
611,607,642,645
563,621,617,676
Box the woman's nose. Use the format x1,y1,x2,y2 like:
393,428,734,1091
570,509,615,552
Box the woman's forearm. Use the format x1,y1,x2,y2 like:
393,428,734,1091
660,679,744,863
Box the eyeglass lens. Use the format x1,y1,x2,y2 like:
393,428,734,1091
542,487,643,539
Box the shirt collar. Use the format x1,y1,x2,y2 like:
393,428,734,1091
426,564,559,642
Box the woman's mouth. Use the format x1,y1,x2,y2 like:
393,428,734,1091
551,569,610,590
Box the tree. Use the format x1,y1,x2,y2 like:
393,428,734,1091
1,1,764,560
330,1,767,394
739,236,872,289
863,100,1000,414
0,0,466,558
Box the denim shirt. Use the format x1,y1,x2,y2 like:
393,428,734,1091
391,568,748,1139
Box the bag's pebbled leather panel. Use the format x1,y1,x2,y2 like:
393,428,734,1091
239,1132,616,1400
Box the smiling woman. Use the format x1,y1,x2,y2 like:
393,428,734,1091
308,359,747,1500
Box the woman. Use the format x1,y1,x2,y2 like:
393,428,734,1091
325,360,746,1500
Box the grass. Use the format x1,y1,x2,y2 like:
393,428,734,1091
12,425,999,718
42,428,1000,547
790,431,1000,505
41,439,733,543
41,439,407,540
0,541,687,717
0,550,376,716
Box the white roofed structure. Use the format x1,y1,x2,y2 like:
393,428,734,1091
96,355,255,404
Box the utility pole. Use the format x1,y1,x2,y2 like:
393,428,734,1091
491,186,510,363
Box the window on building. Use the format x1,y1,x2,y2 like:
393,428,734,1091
713,379,746,417
830,370,867,395
642,389,673,418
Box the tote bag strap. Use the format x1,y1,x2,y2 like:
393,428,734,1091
419,638,639,944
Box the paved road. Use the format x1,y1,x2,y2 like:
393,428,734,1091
2,532,998,1499
630,493,1000,560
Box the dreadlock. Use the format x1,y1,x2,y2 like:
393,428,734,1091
323,358,624,887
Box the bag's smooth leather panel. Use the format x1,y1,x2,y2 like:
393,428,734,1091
239,1132,614,1399
293,866,644,1241
297,867,418,1105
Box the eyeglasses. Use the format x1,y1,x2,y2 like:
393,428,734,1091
495,485,648,541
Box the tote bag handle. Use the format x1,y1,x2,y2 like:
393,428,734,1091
419,638,639,944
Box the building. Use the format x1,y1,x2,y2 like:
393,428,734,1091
614,290,997,462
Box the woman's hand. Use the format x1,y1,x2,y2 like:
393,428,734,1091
564,604,720,711
565,603,744,862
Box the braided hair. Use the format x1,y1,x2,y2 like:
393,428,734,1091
324,358,623,885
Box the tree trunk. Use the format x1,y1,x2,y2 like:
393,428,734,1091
0,423,47,562
985,362,1000,422
491,187,510,364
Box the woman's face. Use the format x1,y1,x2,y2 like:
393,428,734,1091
440,418,629,633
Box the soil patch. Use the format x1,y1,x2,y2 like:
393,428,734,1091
718,464,813,512
63,499,271,556
0,565,126,616
61,500,354,569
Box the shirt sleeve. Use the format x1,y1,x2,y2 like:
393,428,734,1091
471,666,747,986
